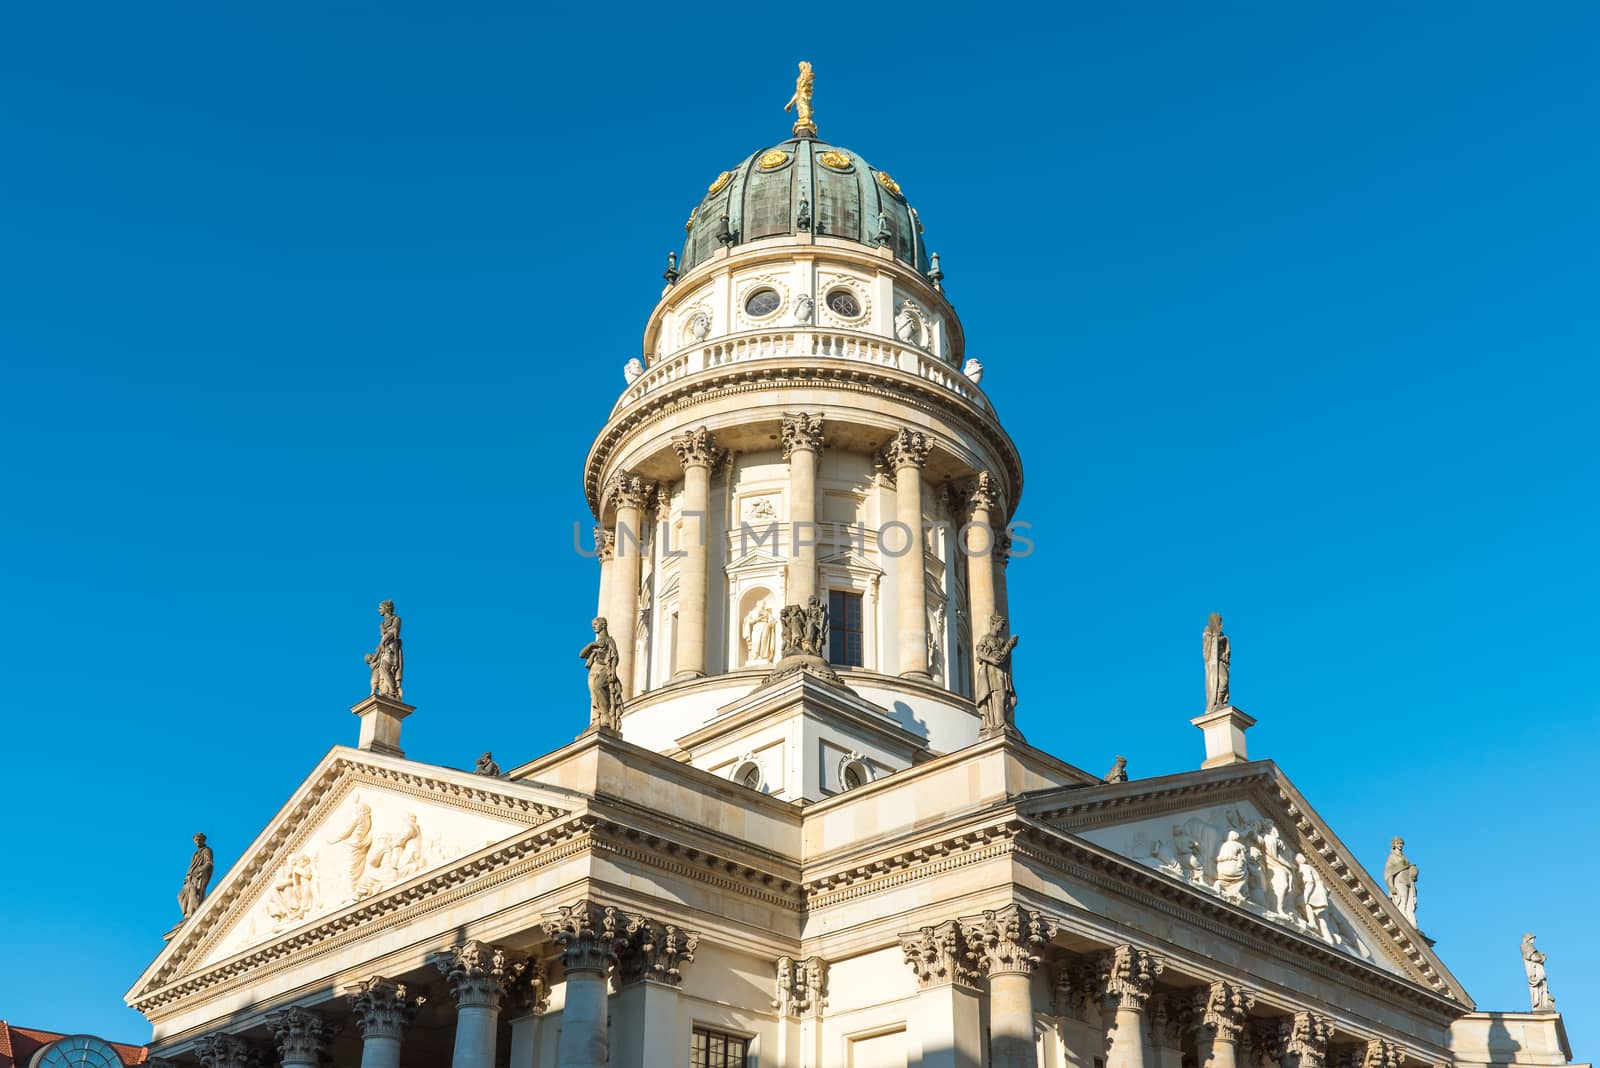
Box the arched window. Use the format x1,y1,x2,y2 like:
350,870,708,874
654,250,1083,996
32,1036,125,1068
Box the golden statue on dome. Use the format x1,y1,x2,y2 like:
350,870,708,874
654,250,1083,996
785,61,818,137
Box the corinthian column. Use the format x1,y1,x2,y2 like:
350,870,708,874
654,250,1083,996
606,474,655,700
543,900,632,1068
613,917,702,1067
348,976,425,1068
899,921,984,1068
964,472,1000,671
193,1035,263,1068
782,413,824,604
961,906,1053,1068
433,940,524,1068
594,527,615,617
1258,1012,1335,1068
884,428,932,678
266,1007,336,1068
670,427,722,679
1098,945,1166,1068
1187,981,1255,1068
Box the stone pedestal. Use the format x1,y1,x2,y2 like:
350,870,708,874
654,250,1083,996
350,694,414,758
1190,705,1255,768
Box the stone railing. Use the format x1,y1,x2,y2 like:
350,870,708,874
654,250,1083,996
613,329,992,415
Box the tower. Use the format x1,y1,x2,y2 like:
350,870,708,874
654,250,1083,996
586,79,1021,800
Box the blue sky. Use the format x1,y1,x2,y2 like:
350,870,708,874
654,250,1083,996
2,1,1596,1051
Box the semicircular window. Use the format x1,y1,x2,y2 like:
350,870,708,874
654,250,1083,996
35,1036,125,1068
744,288,782,318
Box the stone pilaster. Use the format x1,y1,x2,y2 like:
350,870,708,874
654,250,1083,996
1050,960,1104,1068
193,1035,265,1068
774,955,828,1017
1148,995,1188,1068
900,922,983,1068
266,1007,337,1068
961,906,1052,1068
781,413,823,605
883,428,932,678
433,941,524,1068
606,473,655,700
1098,945,1166,1068
1187,981,1256,1068
542,900,632,1068
670,427,722,679
1257,1012,1336,1068
348,976,425,1068
616,916,700,986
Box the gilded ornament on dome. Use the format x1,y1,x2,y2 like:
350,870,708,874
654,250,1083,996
758,150,790,170
684,207,696,233
876,171,903,198
818,150,851,171
708,170,733,195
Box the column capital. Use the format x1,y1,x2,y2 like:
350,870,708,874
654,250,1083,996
781,411,824,457
509,957,553,1015
1188,980,1255,1042
431,940,524,1011
616,916,700,987
959,905,1054,977
1363,1039,1403,1068
773,955,828,1018
882,427,931,470
607,472,657,513
671,426,724,470
347,976,426,1041
967,470,1001,514
541,899,632,976
266,1007,338,1064
899,920,983,990
1257,1012,1336,1068
1097,944,1166,1011
193,1034,266,1068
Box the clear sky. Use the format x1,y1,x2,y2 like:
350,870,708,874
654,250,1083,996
2,1,1596,1053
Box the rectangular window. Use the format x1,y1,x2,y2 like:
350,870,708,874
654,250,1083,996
692,1026,750,1068
828,589,864,667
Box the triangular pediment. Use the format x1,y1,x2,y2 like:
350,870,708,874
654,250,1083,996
128,747,573,1006
725,548,787,574
1025,762,1470,1003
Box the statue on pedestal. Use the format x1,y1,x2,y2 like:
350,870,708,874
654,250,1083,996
177,833,214,919
1522,933,1556,1012
1202,612,1230,711
974,614,1020,736
475,752,501,777
580,617,624,732
366,600,404,700
784,60,817,135
1384,836,1419,927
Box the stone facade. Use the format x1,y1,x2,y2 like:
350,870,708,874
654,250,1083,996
126,98,1585,1068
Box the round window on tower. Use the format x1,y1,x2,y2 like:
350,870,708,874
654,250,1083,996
732,759,765,792
840,758,872,791
825,288,862,319
744,288,782,319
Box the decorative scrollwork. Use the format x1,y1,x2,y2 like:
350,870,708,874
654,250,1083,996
758,150,790,170
876,171,903,197
818,150,851,171
707,171,732,195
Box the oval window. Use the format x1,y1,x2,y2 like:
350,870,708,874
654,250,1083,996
841,760,869,791
826,289,861,318
744,288,782,318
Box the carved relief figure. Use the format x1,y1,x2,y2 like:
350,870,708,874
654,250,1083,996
974,614,1020,735
1214,831,1249,902
177,833,214,919
689,309,711,341
780,604,806,657
623,358,645,384
794,292,814,324
1259,821,1297,918
743,601,778,664
265,852,319,926
895,300,923,346
745,496,778,522
325,793,374,904
1384,836,1419,926
1170,824,1206,884
1522,933,1556,1012
580,617,624,731
1295,852,1332,941
1202,612,1229,711
803,595,829,657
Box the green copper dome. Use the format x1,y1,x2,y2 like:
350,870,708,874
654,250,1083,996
680,137,932,274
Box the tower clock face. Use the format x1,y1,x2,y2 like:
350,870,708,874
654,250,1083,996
826,289,860,318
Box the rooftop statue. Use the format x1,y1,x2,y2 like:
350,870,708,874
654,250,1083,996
367,600,404,700
974,614,1020,738
1522,933,1556,1012
1202,612,1230,711
475,752,501,777
580,617,624,733
177,832,214,920
784,61,817,136
1105,755,1129,784
1384,836,1420,927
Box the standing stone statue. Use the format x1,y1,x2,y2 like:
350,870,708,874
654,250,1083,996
803,595,829,657
367,600,404,700
1521,933,1556,1012
177,832,214,920
1104,755,1129,784
974,614,1020,736
475,752,501,777
580,617,624,732
1202,612,1230,711
1384,836,1419,927
742,601,778,664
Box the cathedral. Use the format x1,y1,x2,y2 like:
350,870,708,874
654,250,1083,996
125,65,1584,1068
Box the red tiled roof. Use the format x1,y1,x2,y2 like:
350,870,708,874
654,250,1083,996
0,1022,148,1066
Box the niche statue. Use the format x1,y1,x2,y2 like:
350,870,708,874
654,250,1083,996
580,617,625,733
974,614,1020,738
